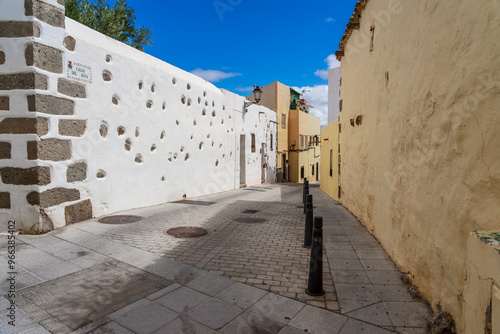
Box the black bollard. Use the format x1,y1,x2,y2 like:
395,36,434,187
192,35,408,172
303,194,313,248
306,216,325,296
303,179,309,214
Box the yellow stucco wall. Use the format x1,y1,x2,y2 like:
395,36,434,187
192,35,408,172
339,0,500,332
288,109,320,183
320,121,339,200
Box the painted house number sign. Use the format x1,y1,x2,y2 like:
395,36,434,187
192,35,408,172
66,60,92,83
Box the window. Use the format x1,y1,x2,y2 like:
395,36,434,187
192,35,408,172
251,134,256,153
281,114,286,129
312,165,315,176
301,166,304,179
270,133,273,151
329,150,333,177
300,135,304,150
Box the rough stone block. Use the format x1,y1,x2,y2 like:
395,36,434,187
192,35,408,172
63,36,75,51
25,43,63,74
26,187,80,208
59,119,86,137
0,166,51,185
27,94,74,115
65,199,92,225
57,0,65,5
67,161,87,182
0,192,10,209
57,78,86,98
0,142,11,159
0,21,40,38
0,96,8,110
0,72,48,90
0,51,5,65
0,117,48,136
25,0,65,28
27,138,71,161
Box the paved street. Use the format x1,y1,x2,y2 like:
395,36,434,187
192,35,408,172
0,183,431,333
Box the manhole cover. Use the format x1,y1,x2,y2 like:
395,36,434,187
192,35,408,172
166,227,208,238
242,209,259,214
234,217,266,224
98,215,142,224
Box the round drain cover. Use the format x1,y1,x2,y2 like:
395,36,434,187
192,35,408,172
166,227,208,238
98,215,142,224
234,217,266,224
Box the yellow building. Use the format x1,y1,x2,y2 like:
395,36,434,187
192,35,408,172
247,82,320,183
333,0,500,332
319,120,339,200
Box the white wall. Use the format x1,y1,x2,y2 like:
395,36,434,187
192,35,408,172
0,5,276,232
328,67,340,123
63,19,277,221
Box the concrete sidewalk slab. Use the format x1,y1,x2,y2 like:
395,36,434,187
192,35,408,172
0,183,431,333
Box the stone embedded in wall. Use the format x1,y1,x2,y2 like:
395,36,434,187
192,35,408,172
26,187,80,208
0,192,10,209
65,199,92,225
57,0,65,5
57,78,87,98
27,94,74,115
59,119,86,137
0,142,12,159
0,72,48,90
25,0,65,28
63,36,76,51
0,51,5,65
0,166,51,185
0,96,9,110
27,138,71,161
0,21,41,38
0,117,48,136
25,43,63,74
67,161,87,182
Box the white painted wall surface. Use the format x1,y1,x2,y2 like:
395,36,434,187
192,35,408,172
0,8,276,231
328,67,340,123
59,19,276,223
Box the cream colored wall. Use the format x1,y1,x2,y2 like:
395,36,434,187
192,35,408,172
320,121,339,200
339,0,500,332
463,232,500,334
276,82,290,161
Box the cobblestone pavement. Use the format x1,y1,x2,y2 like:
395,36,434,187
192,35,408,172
100,184,338,311
0,182,432,333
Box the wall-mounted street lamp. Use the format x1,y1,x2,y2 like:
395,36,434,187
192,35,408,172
244,85,263,109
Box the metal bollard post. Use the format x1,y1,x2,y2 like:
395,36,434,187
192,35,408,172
303,179,309,214
306,216,325,296
303,194,313,248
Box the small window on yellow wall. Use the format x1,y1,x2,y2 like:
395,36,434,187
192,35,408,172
251,134,256,152
281,114,286,129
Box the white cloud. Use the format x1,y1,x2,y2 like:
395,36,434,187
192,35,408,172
314,54,340,80
325,54,340,69
190,68,241,82
291,85,329,127
314,69,329,80
325,17,335,22
234,86,254,92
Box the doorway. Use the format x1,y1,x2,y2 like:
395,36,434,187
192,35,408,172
240,135,246,187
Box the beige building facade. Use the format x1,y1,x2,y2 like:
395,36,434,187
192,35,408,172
319,120,339,200
248,82,321,183
334,0,500,332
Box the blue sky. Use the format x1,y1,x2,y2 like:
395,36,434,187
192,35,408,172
125,0,358,124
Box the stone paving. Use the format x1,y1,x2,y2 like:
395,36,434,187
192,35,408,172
0,182,432,333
